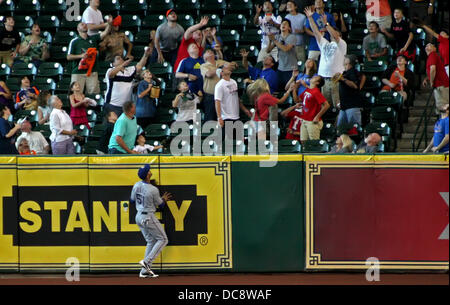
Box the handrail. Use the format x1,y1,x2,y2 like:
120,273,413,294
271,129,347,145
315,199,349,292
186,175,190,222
412,90,435,152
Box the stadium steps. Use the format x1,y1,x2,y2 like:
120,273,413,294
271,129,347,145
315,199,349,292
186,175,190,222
397,89,435,152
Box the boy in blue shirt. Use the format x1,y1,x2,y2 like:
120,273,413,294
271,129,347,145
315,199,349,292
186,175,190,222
424,104,449,154
175,43,205,95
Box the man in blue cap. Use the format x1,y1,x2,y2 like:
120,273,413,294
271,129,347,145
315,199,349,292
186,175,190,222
130,164,172,278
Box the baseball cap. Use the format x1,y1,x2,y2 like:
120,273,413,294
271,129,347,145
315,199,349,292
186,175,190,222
138,164,151,180
166,9,176,17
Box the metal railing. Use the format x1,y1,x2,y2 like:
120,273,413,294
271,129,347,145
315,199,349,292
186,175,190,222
412,90,435,152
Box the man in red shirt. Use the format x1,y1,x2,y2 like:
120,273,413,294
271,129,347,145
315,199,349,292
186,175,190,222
281,103,303,141
423,43,449,114
174,16,209,72
420,24,449,76
299,75,330,141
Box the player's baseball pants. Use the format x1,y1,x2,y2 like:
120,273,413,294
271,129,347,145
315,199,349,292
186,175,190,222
136,211,168,270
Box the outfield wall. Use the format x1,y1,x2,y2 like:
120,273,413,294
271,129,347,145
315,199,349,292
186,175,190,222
0,155,448,273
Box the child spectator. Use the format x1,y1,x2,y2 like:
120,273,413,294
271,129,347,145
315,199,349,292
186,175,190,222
136,70,159,129
69,81,96,130
363,21,388,63
133,134,163,154
281,102,303,141
254,1,282,62
172,81,202,125
15,76,39,111
37,90,52,125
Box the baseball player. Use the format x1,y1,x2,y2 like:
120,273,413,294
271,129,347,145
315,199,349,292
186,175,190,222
130,164,172,278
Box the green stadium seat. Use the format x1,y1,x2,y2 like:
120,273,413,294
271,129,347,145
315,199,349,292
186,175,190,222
134,30,151,46
34,77,56,93
49,45,69,63
5,77,21,92
302,140,329,153
217,29,240,49
37,62,63,80
75,124,90,137
147,62,173,80
131,45,147,60
55,77,71,94
342,12,353,28
8,15,34,32
120,15,142,32
33,124,51,138
201,0,227,17
320,123,337,144
154,108,176,124
361,60,387,74
348,28,369,43
175,0,200,19
233,45,259,61
177,14,195,30
41,0,67,18
121,0,148,17
52,30,77,46
362,75,382,92
14,109,38,124
98,0,120,16
89,123,107,140
11,62,37,79
227,0,253,17
201,139,220,156
86,109,97,123
147,0,174,15
141,14,165,30
278,139,301,153
333,0,359,15
35,15,60,34
83,140,100,154
58,94,71,111
144,123,171,141
347,43,364,58
322,107,338,124
0,64,10,81
376,91,403,108
0,0,15,16
73,141,82,154
239,29,262,45
159,92,178,108
203,14,221,29
59,16,82,31
15,0,41,16
221,14,247,32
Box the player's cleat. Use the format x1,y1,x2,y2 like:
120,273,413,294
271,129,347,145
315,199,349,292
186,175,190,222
139,260,159,278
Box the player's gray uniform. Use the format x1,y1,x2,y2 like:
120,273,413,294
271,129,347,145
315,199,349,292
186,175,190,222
131,181,168,272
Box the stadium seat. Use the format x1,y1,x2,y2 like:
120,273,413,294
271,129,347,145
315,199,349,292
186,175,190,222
58,94,71,111
147,0,174,15
201,0,227,17
120,15,142,32
177,14,195,30
83,140,100,154
59,17,82,31
0,64,10,81
322,107,338,124
223,140,246,155
333,0,359,15
86,109,97,123
134,30,151,46
302,140,329,153
141,14,165,30
33,124,51,138
55,77,72,94
8,15,34,32
203,14,221,29
131,45,147,59
52,30,77,46
89,124,107,140
154,108,177,124
362,60,388,74
217,30,240,49
5,77,21,92
175,0,201,19
239,29,262,46
376,91,403,108
342,13,353,30
37,62,63,81
49,45,69,64
15,0,41,17
73,141,82,154
278,139,301,154
35,15,60,34
362,75,382,92
144,123,171,141
98,0,120,16
0,0,15,16
364,121,391,151
147,62,173,81
11,62,37,79
221,14,247,32
159,92,178,108
75,124,90,137
34,77,56,93
121,0,148,17
14,109,38,124
41,0,67,18
347,43,364,58
201,139,220,156
348,28,369,43
320,123,337,144
227,0,253,17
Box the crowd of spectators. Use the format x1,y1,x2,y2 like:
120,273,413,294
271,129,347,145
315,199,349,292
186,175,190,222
0,0,448,155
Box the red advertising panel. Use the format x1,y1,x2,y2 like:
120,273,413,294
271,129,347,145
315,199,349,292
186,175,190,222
305,156,449,270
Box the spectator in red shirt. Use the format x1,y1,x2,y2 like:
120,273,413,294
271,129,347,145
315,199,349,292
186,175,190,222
246,78,293,140
423,43,449,114
281,102,303,140
174,16,209,72
420,24,449,76
298,75,330,141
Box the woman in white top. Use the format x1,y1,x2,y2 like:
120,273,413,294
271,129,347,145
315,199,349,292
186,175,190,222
37,90,52,125
49,95,78,155
172,81,202,125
